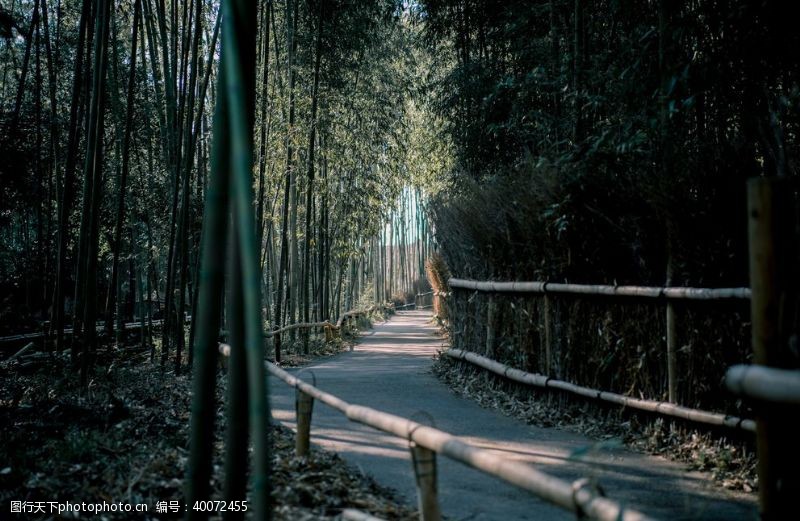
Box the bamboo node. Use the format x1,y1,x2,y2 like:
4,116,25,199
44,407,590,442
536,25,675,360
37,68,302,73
407,411,436,442
571,478,606,518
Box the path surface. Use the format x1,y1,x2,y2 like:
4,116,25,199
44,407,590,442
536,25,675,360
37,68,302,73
270,310,757,520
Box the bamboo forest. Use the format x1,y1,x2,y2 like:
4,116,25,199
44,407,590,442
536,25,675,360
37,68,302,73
1,0,799,520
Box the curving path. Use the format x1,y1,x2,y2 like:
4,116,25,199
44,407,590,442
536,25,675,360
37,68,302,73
270,310,757,520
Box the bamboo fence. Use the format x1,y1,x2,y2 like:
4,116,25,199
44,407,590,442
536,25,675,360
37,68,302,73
0,318,165,345
444,348,756,432
236,347,656,521
448,278,751,300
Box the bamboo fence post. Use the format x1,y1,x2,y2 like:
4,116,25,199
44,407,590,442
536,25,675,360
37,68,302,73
295,388,314,458
543,295,552,374
747,177,800,520
485,295,496,357
665,302,677,403
665,251,678,403
410,443,441,521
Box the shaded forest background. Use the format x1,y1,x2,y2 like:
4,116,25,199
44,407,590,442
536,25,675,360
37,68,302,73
1,0,800,515
419,0,800,412
426,0,799,284
2,0,799,418
0,0,439,373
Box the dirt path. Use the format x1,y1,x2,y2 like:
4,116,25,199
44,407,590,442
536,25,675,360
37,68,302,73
270,310,757,520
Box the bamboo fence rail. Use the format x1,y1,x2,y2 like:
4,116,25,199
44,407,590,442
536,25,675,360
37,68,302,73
444,348,756,432
0,318,165,345
218,341,655,521
273,304,390,334
448,278,751,300
1,305,389,355
725,365,800,405
446,277,751,406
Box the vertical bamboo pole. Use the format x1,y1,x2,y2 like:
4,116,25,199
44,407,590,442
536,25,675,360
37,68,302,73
221,0,270,517
485,295,495,357
186,53,229,516
747,177,799,520
543,295,552,374
665,302,677,403
410,444,441,521
666,253,678,403
224,232,249,512
295,389,314,458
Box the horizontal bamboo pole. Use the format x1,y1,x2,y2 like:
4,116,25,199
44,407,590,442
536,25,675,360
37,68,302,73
334,305,386,329
6,342,35,361
225,305,393,341
448,278,750,300
342,408,652,521
0,318,166,344
240,349,654,521
263,357,351,413
266,320,334,338
445,349,756,433
726,365,800,405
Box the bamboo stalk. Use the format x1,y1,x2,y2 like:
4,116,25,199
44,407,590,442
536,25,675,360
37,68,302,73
448,278,750,300
747,177,799,519
444,348,755,432
186,56,230,516
220,0,269,515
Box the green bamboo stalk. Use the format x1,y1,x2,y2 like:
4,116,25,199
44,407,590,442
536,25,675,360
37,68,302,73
185,53,230,520
220,0,270,518
223,228,249,520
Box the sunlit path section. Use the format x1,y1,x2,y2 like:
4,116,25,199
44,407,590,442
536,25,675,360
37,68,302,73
270,310,756,520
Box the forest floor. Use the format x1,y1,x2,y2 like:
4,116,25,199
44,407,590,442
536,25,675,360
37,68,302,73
432,348,758,495
0,325,415,520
